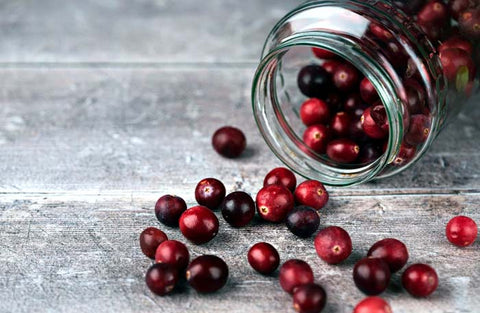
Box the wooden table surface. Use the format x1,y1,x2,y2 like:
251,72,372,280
0,1,479,312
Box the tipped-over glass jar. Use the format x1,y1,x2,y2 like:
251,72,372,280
252,0,479,186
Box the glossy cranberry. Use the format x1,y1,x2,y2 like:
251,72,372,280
314,226,352,264
155,195,187,227
392,144,417,166
439,37,473,55
417,1,450,26
286,206,320,238
145,263,178,296
186,255,229,293
353,297,392,313
312,47,336,59
264,167,297,192
322,59,342,75
343,93,367,113
330,112,351,138
212,126,246,158
155,240,190,272
404,79,426,115
179,205,219,244
402,263,438,297
333,63,360,92
139,227,168,259
247,242,280,275
194,178,226,210
358,142,383,164
298,65,332,98
220,191,255,227
369,23,393,41
325,92,343,112
303,124,330,154
459,9,480,39
405,114,431,146
370,105,389,133
294,180,329,210
279,259,314,294
439,48,475,82
256,184,294,223
353,258,391,295
300,98,330,126
446,216,478,247
367,238,409,273
349,118,369,142
383,40,409,71
361,107,388,139
293,283,327,313
360,78,379,104
449,0,475,20
326,139,360,164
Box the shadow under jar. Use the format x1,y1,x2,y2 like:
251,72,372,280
252,0,478,186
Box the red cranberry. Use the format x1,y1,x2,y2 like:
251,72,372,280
286,206,320,238
370,105,389,133
326,139,360,164
194,178,226,210
300,98,331,126
312,47,336,59
145,263,178,296
330,112,351,138
353,296,392,313
322,59,342,75
303,124,330,154
212,126,246,158
139,227,168,259
417,1,450,27
367,238,409,273
264,167,297,192
405,114,431,146
361,107,388,139
358,142,383,164
155,240,190,272
294,180,329,210
155,195,187,227
298,65,332,98
392,144,417,166
446,216,478,247
279,259,314,294
349,118,368,141
220,191,255,228
333,63,360,92
256,185,294,223
343,93,368,113
449,0,475,20
369,23,394,41
179,205,219,244
439,37,473,55
314,226,352,264
353,258,391,295
439,48,475,83
402,263,438,297
247,242,280,275
360,78,379,104
459,9,480,39
404,79,426,115
186,255,229,293
293,283,327,313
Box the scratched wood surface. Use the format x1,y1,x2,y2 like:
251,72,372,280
0,1,479,313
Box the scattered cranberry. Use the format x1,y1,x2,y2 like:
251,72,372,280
360,78,379,104
294,180,329,210
247,242,280,275
333,63,360,92
155,195,187,227
186,255,229,293
312,47,337,59
145,263,178,296
179,205,219,244
367,238,409,273
300,98,331,126
322,59,342,75
353,258,391,295
330,112,352,138
402,263,438,297
264,167,297,192
194,178,226,210
439,48,475,83
326,139,360,164
405,114,431,146
298,65,332,98
459,9,480,39
155,240,190,272
212,126,246,158
353,296,392,313
256,185,294,222
314,226,352,264
293,283,327,313
279,259,314,294
358,142,383,164
286,206,320,238
139,227,168,259
439,37,473,55
446,216,478,247
392,144,417,166
303,124,330,154
361,107,387,139
220,191,255,227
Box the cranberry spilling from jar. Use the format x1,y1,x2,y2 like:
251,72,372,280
286,206,320,238
179,205,219,244
220,191,256,228
446,216,478,247
212,126,247,158
294,180,329,210
194,178,226,210
353,296,392,313
293,283,327,313
145,263,178,296
314,226,352,264
367,238,409,273
247,242,280,275
256,184,294,222
402,263,438,297
353,258,391,295
264,167,297,192
155,195,187,227
186,255,229,293
139,227,168,259
279,259,314,294
155,240,190,272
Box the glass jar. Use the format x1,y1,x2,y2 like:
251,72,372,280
252,0,478,186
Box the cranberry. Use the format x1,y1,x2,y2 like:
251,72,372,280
179,205,219,244
155,195,187,227
439,37,473,55
369,23,393,41
139,227,168,259
383,40,409,71
186,255,229,293
294,180,329,210
404,79,426,115
212,126,246,158
300,98,331,126
405,114,431,146
314,226,352,264
194,178,226,210
417,1,450,27
349,118,368,141
333,63,360,92
264,167,297,192
358,142,383,164
367,238,409,273
155,240,190,272
293,283,327,313
298,65,332,98
326,139,360,164
145,263,178,296
256,184,294,223
392,0,426,14
322,59,342,75
247,242,280,275
353,258,391,295
360,78,379,104
446,216,478,247
343,93,368,113
402,263,438,297
220,191,255,227
361,107,388,139
370,105,389,133
312,47,336,59
330,112,351,138
303,124,330,154
459,9,480,39
439,48,475,83
392,144,417,166
449,0,475,20
325,92,343,112
279,259,314,294
353,296,392,313
286,206,320,238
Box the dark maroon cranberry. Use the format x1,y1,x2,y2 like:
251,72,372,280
326,139,360,164
349,118,369,142
256,185,294,223
294,180,329,211
293,283,327,313
247,242,280,275
459,9,480,39
404,79,426,115
325,92,343,112
333,63,360,92
417,1,450,26
439,37,473,55
279,259,314,294
360,78,379,104
186,255,229,293
286,206,320,238
353,258,391,295
361,107,388,139
322,59,342,75
155,195,187,227
382,40,409,71
405,114,431,146
449,0,475,20
343,93,368,113
353,296,392,313
212,126,246,158
314,226,352,264
303,124,330,154
368,23,394,41
155,240,190,272
312,47,336,59
330,112,351,138
439,48,476,83
194,178,226,210
140,227,168,259
297,65,332,98
145,263,178,296
392,144,416,166
300,98,331,126
392,0,426,14
179,205,219,244
358,142,383,164
220,191,255,227
367,238,409,273
446,216,478,247
370,105,389,133
264,167,297,192
402,264,438,297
